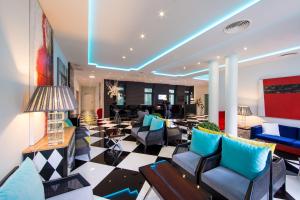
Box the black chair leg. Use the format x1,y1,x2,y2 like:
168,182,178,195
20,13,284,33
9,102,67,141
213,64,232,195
144,146,147,153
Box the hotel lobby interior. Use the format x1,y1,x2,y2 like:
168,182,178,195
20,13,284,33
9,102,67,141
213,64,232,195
1,0,300,199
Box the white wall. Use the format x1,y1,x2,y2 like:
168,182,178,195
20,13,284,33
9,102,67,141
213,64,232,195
0,0,69,179
53,37,68,86
0,0,36,179
219,56,300,127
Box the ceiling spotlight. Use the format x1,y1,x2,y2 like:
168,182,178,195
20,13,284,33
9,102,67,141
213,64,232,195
243,46,248,51
217,56,220,59
183,66,186,70
197,62,201,65
159,11,165,17
122,56,126,59
129,48,134,52
89,75,95,79
140,33,145,39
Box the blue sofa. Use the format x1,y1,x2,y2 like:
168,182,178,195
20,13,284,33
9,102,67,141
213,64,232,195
250,124,300,148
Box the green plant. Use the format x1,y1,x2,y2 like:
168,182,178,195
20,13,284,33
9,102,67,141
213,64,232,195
197,121,220,132
152,113,163,118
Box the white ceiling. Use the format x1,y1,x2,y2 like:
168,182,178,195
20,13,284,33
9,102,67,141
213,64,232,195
39,0,300,85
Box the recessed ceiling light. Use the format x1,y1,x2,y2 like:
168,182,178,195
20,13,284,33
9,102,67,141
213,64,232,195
129,48,134,52
122,56,126,59
183,66,186,70
217,56,220,59
159,11,165,17
197,62,201,65
243,46,248,51
140,33,145,39
89,75,95,79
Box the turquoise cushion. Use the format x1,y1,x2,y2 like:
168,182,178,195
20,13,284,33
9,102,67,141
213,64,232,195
190,128,221,157
220,136,269,180
0,158,45,200
64,118,73,127
143,115,154,126
150,118,164,131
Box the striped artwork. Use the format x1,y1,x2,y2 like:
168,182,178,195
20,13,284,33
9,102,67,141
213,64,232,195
25,86,77,112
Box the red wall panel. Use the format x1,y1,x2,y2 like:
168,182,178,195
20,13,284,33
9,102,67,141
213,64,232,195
263,75,300,120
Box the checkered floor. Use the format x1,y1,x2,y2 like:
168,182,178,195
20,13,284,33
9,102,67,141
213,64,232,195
73,118,300,200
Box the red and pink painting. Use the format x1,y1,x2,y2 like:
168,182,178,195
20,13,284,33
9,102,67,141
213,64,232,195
263,75,300,120
30,0,53,87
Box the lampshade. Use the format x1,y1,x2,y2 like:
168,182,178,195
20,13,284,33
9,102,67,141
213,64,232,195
25,86,77,112
238,105,252,116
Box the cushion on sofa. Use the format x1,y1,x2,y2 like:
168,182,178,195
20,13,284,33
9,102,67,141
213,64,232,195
0,158,45,200
190,128,221,157
143,115,154,126
149,118,164,131
228,135,276,153
255,134,296,145
279,125,299,139
262,123,280,136
220,137,269,180
202,166,250,200
172,151,202,175
196,127,225,135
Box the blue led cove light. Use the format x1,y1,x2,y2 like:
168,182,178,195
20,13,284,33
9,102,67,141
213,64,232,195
102,188,139,199
88,0,261,71
192,45,300,80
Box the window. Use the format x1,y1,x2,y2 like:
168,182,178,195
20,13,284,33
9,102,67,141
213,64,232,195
144,88,152,105
169,89,175,105
185,90,190,104
117,87,125,105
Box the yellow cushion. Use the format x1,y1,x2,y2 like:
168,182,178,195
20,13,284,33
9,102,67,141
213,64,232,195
197,127,225,135
228,135,276,153
85,136,91,144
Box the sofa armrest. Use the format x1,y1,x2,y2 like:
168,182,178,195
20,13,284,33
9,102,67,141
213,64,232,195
250,125,263,139
245,152,272,200
200,154,221,173
43,173,91,199
272,157,286,194
245,167,270,200
172,142,191,156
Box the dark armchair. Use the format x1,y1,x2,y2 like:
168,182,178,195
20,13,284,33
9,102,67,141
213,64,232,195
166,127,182,146
200,152,272,200
136,126,165,152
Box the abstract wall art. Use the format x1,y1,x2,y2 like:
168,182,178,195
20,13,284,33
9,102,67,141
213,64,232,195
30,0,53,87
263,75,300,120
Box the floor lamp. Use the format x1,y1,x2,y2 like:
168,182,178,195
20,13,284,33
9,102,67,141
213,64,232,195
238,105,252,128
25,86,77,145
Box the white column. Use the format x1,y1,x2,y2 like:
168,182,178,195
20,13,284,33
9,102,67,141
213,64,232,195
225,54,238,136
208,60,219,124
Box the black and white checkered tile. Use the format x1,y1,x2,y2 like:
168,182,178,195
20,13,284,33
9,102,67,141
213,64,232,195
73,118,300,200
24,148,65,181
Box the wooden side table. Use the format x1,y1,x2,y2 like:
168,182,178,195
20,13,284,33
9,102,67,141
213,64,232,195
23,127,76,181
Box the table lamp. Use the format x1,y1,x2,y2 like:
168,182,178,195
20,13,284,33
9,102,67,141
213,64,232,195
25,86,77,145
238,105,252,128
